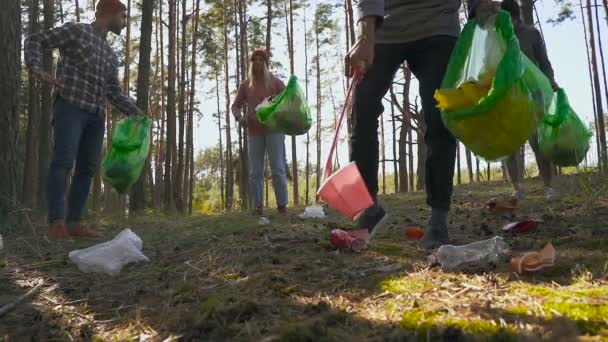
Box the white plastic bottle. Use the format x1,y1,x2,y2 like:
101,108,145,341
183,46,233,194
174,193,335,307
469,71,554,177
428,236,510,272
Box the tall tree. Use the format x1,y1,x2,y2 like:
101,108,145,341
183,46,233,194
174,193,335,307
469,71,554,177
75,0,81,21
303,0,311,204
266,0,272,53
224,0,235,209
586,0,608,169
187,0,202,214
176,0,189,212
37,0,55,210
0,0,21,221
380,111,386,194
23,0,41,208
130,0,154,213
466,148,474,183
399,66,411,193
123,0,131,94
288,0,299,206
390,86,399,193
165,0,178,210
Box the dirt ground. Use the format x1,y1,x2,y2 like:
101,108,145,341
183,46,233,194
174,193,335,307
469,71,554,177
1,173,607,341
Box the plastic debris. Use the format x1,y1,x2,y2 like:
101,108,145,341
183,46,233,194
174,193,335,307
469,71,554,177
405,227,425,241
428,236,510,272
257,217,271,226
68,229,149,276
502,219,543,233
298,205,326,219
329,229,368,252
511,243,555,274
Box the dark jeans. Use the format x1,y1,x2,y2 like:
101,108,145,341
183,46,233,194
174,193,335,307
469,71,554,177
48,97,105,225
350,36,457,211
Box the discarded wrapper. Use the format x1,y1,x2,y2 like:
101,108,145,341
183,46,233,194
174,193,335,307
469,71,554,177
329,229,369,252
511,243,556,274
502,219,543,233
487,197,517,214
405,227,425,241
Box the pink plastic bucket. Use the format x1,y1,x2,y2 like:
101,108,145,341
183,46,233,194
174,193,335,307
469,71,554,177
317,162,374,220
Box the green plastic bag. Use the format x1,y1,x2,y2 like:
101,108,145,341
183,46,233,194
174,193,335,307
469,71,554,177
437,11,553,161
102,116,151,194
538,89,592,166
256,75,312,136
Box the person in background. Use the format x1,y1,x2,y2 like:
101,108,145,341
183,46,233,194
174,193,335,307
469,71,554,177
231,49,288,216
24,0,145,241
344,0,488,250
496,0,560,201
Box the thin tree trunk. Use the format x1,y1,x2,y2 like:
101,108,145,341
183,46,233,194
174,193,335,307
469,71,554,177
165,0,177,210
23,0,41,208
75,0,80,22
399,66,411,193
389,87,399,193
315,23,322,200
407,118,414,191
215,72,225,209
586,0,608,170
174,0,188,212
288,0,299,206
155,0,166,207
594,0,608,170
456,143,462,185
224,0,234,209
123,0,131,95
130,0,153,213
0,0,21,221
581,0,602,169
416,116,426,191
266,0,272,53
476,157,481,182
37,0,55,211
303,2,310,204
187,0,201,215
380,111,386,194
466,148,474,183
487,162,491,182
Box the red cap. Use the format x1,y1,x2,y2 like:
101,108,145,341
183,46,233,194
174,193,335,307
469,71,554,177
96,0,127,16
250,49,269,66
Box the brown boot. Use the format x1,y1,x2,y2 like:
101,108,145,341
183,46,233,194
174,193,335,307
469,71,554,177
69,225,101,239
47,221,71,240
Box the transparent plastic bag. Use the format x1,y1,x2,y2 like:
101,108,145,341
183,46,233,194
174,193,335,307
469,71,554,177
256,75,312,136
428,236,510,272
298,205,326,219
436,12,553,161
68,229,149,276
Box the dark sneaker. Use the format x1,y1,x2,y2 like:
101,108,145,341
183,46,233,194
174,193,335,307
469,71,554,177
420,224,450,251
357,205,388,239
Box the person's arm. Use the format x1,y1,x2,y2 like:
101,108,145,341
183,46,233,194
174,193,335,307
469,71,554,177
231,82,247,126
24,22,78,86
107,65,144,116
532,29,558,90
342,0,385,77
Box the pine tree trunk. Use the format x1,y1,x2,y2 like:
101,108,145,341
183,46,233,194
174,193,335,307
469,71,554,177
380,111,386,194
130,0,154,213
476,157,481,182
407,119,414,191
238,0,249,209
586,0,608,170
416,114,426,191
456,143,462,185
594,0,608,170
303,1,311,205
288,0,299,206
165,0,177,210
266,0,272,53
215,72,225,209
174,0,188,212
466,148,474,183
315,24,322,201
23,0,41,208
75,0,80,22
520,0,534,26
0,0,21,221
224,0,234,209
399,66,411,193
37,0,55,211
390,86,399,193
487,162,491,182
187,0,201,214
155,1,166,207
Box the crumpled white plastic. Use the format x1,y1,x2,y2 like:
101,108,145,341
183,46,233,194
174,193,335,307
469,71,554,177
298,205,325,219
68,228,149,276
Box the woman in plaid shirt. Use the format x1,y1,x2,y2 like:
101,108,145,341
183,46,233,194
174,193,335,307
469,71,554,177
25,0,144,240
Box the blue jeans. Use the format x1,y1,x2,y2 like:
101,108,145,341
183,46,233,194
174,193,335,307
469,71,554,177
248,134,288,209
48,97,105,225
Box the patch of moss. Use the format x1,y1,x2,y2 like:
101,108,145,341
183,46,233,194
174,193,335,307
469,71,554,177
505,306,529,316
543,302,608,334
199,296,223,317
276,320,330,342
511,283,608,300
381,277,431,295
371,241,404,256
0,259,7,268
400,310,517,340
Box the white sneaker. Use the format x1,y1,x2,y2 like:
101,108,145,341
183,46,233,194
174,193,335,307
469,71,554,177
544,187,561,201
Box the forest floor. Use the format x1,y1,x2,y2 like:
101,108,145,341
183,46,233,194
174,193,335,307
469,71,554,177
1,172,608,341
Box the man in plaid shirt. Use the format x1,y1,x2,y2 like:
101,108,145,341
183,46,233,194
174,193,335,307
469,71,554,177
25,0,144,240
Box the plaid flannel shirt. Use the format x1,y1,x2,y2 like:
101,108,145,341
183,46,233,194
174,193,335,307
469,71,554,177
24,22,142,116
